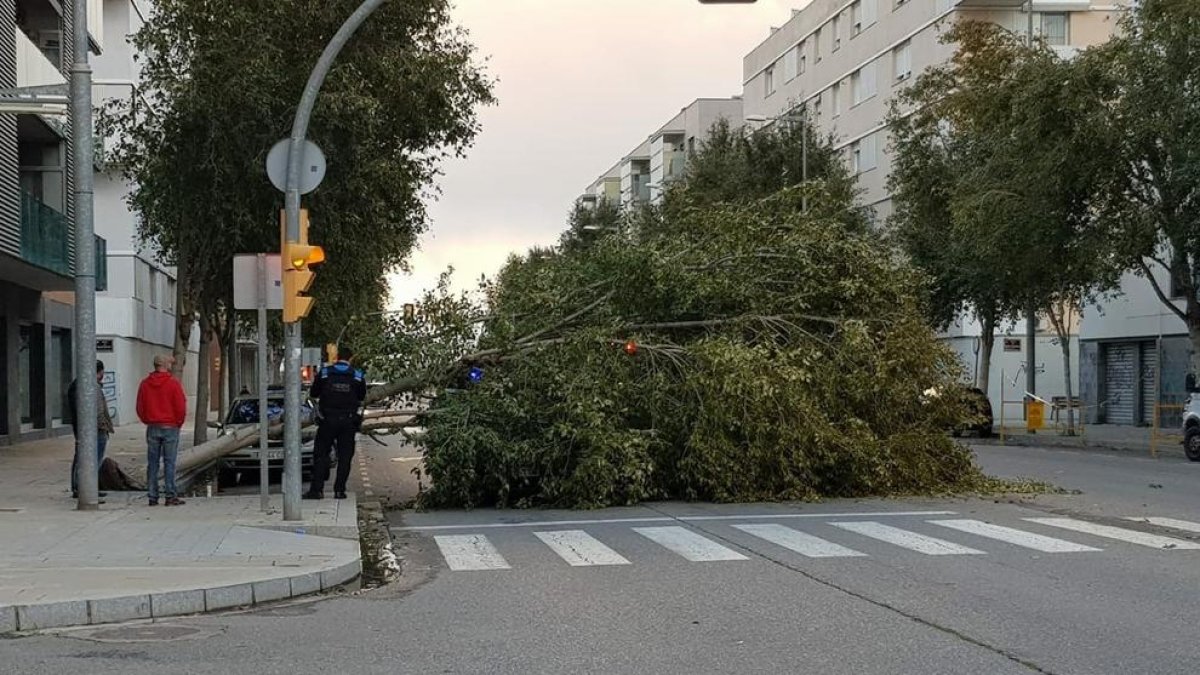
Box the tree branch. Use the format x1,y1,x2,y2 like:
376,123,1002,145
1136,259,1188,323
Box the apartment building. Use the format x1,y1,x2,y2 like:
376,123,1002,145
740,0,1125,423
92,0,196,426
581,97,744,209
0,0,101,443
0,0,193,444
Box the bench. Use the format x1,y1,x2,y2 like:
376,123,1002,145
1050,396,1082,423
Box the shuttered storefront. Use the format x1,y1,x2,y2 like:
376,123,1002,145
1140,342,1158,426
1103,343,1137,425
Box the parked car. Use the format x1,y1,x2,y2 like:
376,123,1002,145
1181,375,1200,461
925,385,993,438
214,390,319,483
950,387,994,438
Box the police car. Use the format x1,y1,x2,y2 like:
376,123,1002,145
214,387,319,483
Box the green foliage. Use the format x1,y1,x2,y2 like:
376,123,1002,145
1083,0,1200,366
408,165,981,507
100,0,495,343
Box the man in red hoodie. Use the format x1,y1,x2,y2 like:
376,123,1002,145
137,354,188,506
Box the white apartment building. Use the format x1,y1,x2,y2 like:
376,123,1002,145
740,0,1127,424
92,0,197,426
582,97,744,209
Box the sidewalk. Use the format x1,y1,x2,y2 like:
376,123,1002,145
974,423,1186,458
0,430,361,634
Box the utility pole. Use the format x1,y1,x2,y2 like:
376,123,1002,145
1024,0,1037,404
72,0,99,511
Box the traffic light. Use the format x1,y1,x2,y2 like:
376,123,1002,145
623,339,639,356
281,209,326,323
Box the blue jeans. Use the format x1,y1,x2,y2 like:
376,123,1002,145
70,431,108,494
146,425,181,500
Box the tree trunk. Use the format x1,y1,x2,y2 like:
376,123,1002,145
1060,335,1075,436
977,312,997,397
171,263,195,380
193,312,212,445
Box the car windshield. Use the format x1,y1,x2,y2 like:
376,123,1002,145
226,398,312,424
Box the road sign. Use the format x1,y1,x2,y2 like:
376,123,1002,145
266,139,327,194
234,254,282,310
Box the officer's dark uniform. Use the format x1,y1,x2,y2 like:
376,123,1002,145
306,360,366,498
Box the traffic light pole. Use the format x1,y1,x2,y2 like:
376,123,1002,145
281,0,387,520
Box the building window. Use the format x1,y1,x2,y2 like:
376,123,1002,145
784,46,798,82
1041,13,1069,46
894,41,912,82
851,132,878,173
134,259,150,301
765,65,776,97
852,0,877,35
815,27,822,62
149,267,159,308
832,82,842,117
799,42,808,74
812,95,822,122
166,278,177,314
832,14,841,51
852,61,877,105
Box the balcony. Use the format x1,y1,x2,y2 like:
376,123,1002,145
21,191,70,276
19,192,108,289
15,26,66,89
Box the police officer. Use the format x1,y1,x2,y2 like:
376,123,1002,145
303,345,366,500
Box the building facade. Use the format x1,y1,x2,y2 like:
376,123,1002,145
582,97,744,209
0,0,193,445
739,0,1125,422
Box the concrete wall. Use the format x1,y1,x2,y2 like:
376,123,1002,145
944,332,1080,427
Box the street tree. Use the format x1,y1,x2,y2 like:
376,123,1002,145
1083,0,1200,376
99,0,494,439
889,21,1120,432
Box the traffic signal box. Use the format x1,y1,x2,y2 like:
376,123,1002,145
281,209,326,323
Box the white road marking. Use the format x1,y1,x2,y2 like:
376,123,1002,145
533,530,631,567
394,510,957,531
929,519,1100,553
1025,518,1200,550
633,526,748,562
831,521,985,555
732,524,866,558
1125,517,1200,534
434,534,511,571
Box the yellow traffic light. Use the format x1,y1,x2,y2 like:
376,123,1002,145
281,209,326,323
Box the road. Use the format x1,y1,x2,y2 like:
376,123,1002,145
6,440,1200,675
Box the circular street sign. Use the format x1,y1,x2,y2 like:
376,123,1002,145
266,139,327,194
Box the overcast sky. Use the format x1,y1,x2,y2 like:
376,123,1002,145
386,0,800,307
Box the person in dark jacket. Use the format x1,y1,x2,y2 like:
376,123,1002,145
304,346,367,500
137,354,188,506
69,360,113,500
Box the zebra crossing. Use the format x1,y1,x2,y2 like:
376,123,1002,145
416,514,1200,572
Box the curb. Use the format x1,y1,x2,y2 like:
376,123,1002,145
972,435,1187,460
0,558,361,634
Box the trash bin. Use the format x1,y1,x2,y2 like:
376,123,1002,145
1026,399,1045,432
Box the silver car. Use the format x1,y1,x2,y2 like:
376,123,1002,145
216,392,319,482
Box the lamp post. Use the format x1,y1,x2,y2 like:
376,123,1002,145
744,111,809,212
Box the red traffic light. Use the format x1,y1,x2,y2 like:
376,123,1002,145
623,340,638,355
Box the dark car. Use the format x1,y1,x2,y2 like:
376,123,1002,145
950,387,993,438
214,393,318,483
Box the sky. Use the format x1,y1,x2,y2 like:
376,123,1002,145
385,0,799,307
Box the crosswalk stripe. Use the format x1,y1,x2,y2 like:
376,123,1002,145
633,526,749,562
533,530,631,567
929,519,1100,553
831,521,985,555
1125,517,1200,534
434,534,511,571
1024,518,1200,550
732,523,866,558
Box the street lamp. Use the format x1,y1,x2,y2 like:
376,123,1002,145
744,112,809,212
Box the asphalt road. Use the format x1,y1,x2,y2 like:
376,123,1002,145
6,442,1200,675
